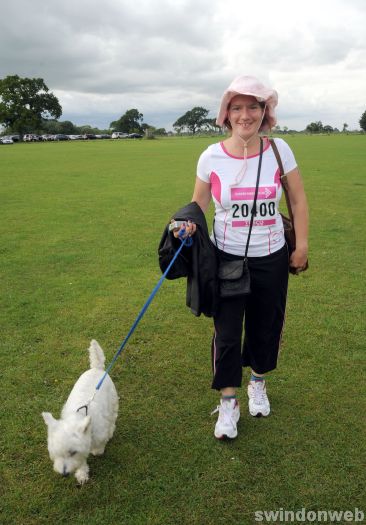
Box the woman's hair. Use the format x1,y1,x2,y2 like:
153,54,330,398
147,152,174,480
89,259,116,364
224,101,268,132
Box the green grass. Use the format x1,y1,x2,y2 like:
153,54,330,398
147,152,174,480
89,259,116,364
1,136,365,525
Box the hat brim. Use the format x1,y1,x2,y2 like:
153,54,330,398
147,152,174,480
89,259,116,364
216,89,278,130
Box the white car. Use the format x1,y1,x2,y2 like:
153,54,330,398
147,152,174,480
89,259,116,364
0,137,14,144
111,132,128,139
24,134,41,142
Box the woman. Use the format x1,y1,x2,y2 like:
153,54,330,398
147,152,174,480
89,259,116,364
174,75,308,440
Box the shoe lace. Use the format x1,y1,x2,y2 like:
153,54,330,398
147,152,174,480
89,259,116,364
211,401,237,427
252,381,267,404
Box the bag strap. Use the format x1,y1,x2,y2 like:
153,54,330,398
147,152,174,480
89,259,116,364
244,137,263,258
269,138,294,224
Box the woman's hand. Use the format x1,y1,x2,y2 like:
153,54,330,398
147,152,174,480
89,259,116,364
289,246,308,274
171,220,197,239
284,167,309,275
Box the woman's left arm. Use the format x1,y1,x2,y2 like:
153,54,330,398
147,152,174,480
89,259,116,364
285,167,309,270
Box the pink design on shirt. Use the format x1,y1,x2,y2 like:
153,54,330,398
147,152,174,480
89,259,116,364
270,231,283,244
231,186,276,200
210,171,222,204
232,219,276,227
274,167,281,189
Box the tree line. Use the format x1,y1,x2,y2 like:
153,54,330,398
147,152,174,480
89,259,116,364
1,75,366,138
0,76,167,138
305,121,354,134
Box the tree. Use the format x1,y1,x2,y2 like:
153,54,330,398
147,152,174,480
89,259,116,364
58,120,77,135
305,121,324,133
153,128,167,136
323,125,334,133
173,107,209,134
78,124,100,135
360,110,366,132
342,123,348,133
0,75,62,137
141,123,153,132
202,118,221,133
110,109,143,133
43,119,77,135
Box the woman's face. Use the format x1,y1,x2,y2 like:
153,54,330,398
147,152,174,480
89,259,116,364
227,94,265,140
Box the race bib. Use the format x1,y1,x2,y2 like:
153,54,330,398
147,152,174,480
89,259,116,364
230,186,277,227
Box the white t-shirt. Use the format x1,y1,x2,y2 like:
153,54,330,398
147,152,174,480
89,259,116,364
197,137,297,257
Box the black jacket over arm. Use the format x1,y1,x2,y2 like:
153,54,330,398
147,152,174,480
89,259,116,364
158,202,218,317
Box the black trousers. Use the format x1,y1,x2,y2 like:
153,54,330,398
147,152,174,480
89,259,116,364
211,244,289,391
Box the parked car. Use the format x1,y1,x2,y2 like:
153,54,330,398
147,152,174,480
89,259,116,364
41,134,54,141
127,133,143,139
24,134,42,142
83,134,97,140
0,137,14,144
111,132,128,139
53,134,69,141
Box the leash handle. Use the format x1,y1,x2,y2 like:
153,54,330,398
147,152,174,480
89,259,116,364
96,235,191,390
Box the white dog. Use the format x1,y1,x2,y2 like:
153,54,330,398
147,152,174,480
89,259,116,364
42,340,119,484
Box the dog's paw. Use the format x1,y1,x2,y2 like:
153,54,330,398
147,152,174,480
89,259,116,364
75,464,89,485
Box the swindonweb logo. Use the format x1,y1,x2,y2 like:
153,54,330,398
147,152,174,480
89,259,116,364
254,507,364,522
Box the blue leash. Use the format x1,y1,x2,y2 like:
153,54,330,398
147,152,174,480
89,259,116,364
95,231,192,391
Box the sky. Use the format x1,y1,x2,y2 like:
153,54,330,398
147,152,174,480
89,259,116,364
0,0,365,131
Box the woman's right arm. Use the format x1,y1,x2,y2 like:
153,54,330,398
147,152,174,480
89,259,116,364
192,177,212,213
172,177,211,239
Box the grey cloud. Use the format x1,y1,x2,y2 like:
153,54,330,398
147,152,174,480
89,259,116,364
0,0,365,131
240,30,361,71
0,0,219,94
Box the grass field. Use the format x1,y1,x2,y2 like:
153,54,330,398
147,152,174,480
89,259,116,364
1,135,365,525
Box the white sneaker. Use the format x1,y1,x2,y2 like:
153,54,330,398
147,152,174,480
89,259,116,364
211,398,240,440
247,380,270,417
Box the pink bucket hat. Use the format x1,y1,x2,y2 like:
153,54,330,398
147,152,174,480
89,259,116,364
216,75,278,131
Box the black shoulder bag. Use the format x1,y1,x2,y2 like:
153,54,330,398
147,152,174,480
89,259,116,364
215,138,264,298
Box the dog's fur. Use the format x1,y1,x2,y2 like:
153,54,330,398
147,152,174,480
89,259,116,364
42,340,119,484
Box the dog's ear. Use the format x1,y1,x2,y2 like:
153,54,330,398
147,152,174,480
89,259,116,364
79,415,91,434
42,412,57,426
